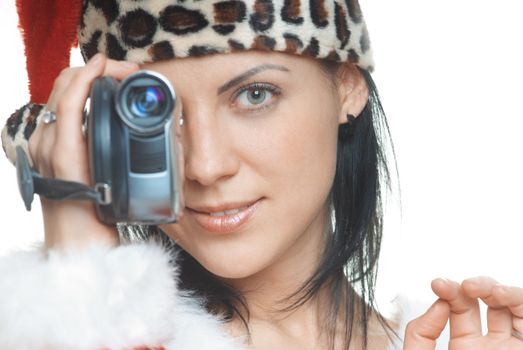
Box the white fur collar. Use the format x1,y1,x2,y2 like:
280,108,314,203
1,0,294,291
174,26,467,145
0,242,246,350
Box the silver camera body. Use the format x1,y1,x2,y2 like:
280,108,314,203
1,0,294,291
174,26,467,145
87,71,183,224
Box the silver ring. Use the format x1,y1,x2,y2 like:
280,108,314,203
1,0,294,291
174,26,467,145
42,109,57,124
512,328,523,341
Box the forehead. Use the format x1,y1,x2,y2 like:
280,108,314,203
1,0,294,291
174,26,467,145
138,51,339,110
141,50,322,75
140,50,334,95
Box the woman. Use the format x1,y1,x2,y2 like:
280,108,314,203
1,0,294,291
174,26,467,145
1,0,522,349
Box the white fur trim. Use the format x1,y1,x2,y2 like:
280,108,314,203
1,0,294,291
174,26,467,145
167,295,246,350
0,242,245,350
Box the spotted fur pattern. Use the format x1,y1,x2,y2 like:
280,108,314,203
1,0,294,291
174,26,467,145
2,0,374,166
78,0,373,69
1,103,43,166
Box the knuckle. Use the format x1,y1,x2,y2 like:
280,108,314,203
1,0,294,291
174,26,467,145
405,319,415,331
54,68,73,89
69,69,87,85
75,64,100,82
57,67,71,79
405,319,420,336
53,67,87,95
52,77,65,93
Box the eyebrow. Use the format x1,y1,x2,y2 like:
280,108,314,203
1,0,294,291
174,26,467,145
217,64,290,95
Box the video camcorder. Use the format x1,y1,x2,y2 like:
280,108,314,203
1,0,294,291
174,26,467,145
17,71,183,225
87,70,183,224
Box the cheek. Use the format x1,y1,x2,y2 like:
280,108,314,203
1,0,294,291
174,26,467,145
232,95,339,248
161,91,340,279
244,96,340,200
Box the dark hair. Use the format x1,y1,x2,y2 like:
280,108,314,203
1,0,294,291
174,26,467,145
120,64,397,349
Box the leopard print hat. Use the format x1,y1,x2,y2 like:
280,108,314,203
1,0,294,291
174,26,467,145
16,0,373,104
3,0,374,178
79,0,373,67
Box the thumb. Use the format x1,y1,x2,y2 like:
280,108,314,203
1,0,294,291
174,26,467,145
403,299,450,350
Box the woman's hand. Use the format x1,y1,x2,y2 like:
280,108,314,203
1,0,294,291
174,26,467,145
404,277,523,349
27,53,139,250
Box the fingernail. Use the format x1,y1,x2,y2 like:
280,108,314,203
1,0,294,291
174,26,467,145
431,299,447,311
436,277,450,284
89,54,103,67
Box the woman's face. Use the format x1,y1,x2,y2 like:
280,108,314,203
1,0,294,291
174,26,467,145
146,51,359,281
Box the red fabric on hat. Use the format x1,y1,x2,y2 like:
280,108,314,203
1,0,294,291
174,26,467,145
16,0,83,104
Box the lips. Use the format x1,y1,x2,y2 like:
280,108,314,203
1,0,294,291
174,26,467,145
186,199,261,234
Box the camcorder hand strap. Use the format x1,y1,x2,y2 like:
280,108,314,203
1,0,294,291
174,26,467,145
15,146,108,211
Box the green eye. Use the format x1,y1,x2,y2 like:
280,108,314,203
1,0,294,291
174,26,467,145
234,83,281,110
238,87,270,106
247,89,266,104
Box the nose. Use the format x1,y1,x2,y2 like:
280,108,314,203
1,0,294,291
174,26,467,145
183,107,240,186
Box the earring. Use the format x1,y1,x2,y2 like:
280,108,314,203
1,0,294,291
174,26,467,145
346,114,356,136
179,114,185,127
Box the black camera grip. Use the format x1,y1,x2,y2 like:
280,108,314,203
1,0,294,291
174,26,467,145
15,146,105,211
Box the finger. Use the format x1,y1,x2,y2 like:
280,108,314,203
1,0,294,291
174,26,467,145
404,299,450,350
462,276,503,306
53,55,138,181
28,107,60,175
46,67,82,112
462,276,512,337
101,58,140,80
431,278,482,339
26,74,79,177
27,67,80,168
492,284,523,333
46,56,138,140
493,285,523,317
46,59,138,111
52,54,105,180
55,54,139,145
34,124,57,178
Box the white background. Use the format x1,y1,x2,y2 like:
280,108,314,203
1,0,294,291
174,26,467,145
0,0,522,342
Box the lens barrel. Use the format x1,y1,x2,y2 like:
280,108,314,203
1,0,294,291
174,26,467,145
116,71,175,134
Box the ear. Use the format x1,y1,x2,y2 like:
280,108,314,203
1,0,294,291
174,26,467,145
336,63,369,125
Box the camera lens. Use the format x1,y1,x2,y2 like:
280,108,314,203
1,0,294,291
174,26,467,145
128,86,166,118
116,71,175,134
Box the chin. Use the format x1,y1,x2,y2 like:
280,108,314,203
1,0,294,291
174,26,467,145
194,247,271,281
162,221,279,280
